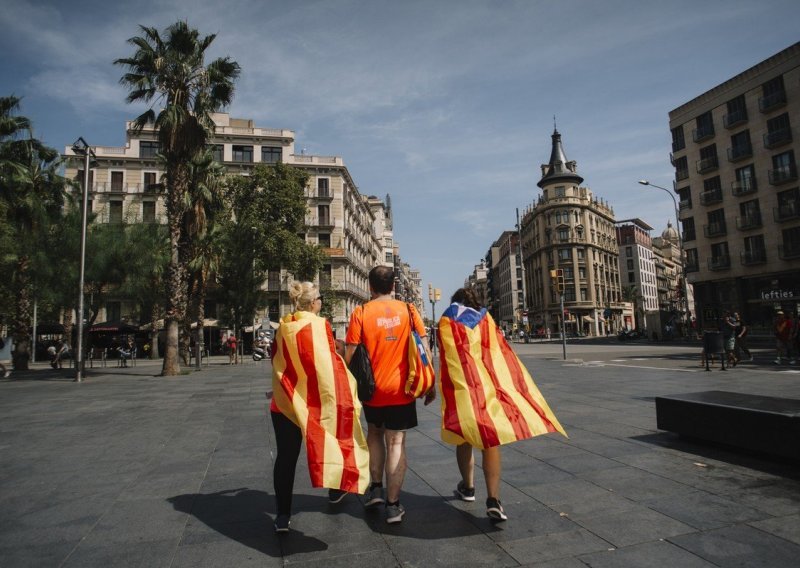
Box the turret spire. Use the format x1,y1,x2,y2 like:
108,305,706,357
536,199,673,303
537,127,584,189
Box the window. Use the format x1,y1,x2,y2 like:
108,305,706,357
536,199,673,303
318,233,330,247
320,264,332,288
140,141,159,158
686,249,698,271
782,226,800,257
628,271,634,282
674,156,688,181
580,288,588,301
261,146,281,164
734,164,756,194
765,113,791,148
682,217,695,241
563,267,574,279
694,111,715,142
318,205,330,225
777,187,800,220
671,125,685,152
576,248,585,260
106,301,121,322
564,287,576,302
232,145,253,162
210,144,224,162
626,247,632,258
728,130,752,161
142,201,156,223
744,235,765,260
76,169,94,190
724,94,748,128
111,171,123,192
701,176,722,204
109,200,123,223
760,75,786,112
711,241,729,260
578,267,586,279
771,150,797,184
318,178,330,197
558,248,571,261
555,186,566,198
698,144,718,173
143,172,158,191
739,199,760,219
706,208,726,237
557,228,569,241
678,186,692,209
626,259,634,270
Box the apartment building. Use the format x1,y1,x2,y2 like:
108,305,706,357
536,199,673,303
616,219,658,331
669,42,800,331
520,129,625,336
62,113,383,336
484,230,524,333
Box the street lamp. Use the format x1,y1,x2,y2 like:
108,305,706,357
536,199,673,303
72,137,95,382
638,180,691,336
428,284,441,355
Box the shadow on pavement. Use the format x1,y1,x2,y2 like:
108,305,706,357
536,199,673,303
168,488,328,557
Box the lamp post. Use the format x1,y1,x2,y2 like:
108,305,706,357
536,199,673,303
72,137,95,382
638,180,691,336
428,284,441,355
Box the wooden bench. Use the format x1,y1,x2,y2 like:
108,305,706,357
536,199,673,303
655,390,800,461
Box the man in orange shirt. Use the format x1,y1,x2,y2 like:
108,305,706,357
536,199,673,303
346,266,433,524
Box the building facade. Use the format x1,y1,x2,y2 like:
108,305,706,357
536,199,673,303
520,129,625,336
484,230,524,333
669,42,800,333
62,113,387,336
616,219,658,331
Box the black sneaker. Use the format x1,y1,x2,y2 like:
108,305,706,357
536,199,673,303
328,489,347,504
486,498,507,522
274,514,290,533
365,484,385,508
456,481,476,502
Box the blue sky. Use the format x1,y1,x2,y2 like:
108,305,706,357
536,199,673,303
2,0,799,316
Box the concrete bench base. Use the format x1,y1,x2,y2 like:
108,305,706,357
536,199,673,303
655,390,800,461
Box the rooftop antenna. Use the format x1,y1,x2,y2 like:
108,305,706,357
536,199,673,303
553,115,557,131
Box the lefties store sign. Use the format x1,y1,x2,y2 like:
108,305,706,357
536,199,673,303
760,289,795,300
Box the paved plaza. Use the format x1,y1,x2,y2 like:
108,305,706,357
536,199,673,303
1,341,799,567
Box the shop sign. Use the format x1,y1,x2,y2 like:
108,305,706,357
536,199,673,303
760,289,795,300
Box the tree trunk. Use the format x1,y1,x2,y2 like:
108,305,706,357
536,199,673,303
150,302,161,359
161,165,189,376
179,271,197,366
12,256,31,371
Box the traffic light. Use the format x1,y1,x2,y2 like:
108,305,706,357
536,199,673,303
555,268,565,294
434,288,441,301
428,283,433,301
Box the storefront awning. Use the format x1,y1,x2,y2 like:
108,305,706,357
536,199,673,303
582,316,594,323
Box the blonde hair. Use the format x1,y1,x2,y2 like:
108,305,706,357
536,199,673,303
288,281,318,312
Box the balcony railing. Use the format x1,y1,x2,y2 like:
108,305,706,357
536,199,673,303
708,255,731,270
774,202,800,222
692,126,715,143
763,127,792,149
679,198,692,210
740,249,767,265
703,223,727,238
699,189,723,205
735,213,762,230
723,109,748,128
769,164,798,185
778,243,800,260
731,178,757,197
696,156,719,174
675,168,689,182
727,142,752,162
759,90,787,113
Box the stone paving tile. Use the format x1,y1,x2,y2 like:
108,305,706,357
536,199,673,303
748,513,800,547
668,524,800,567
569,506,695,548
172,538,282,567
643,488,770,530
576,540,718,567
577,465,692,502
499,527,612,564
62,538,178,568
0,541,77,568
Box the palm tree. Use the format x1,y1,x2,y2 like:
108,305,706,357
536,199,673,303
115,22,240,375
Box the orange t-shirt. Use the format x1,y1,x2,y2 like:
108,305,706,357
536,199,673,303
346,299,426,407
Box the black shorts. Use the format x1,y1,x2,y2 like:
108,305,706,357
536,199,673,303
363,401,418,431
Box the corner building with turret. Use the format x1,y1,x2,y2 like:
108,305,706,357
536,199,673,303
520,129,626,336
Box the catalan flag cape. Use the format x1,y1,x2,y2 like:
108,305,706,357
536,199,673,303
438,304,567,449
272,311,370,493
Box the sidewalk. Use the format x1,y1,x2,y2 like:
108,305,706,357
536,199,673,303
1,349,799,567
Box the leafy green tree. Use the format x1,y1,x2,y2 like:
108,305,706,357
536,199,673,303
115,21,240,376
216,163,324,339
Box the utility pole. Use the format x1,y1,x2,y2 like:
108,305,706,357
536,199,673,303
550,269,567,360
428,284,441,355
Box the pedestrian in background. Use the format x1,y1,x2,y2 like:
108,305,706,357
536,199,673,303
345,266,431,525
734,313,751,362
226,333,238,365
774,311,792,365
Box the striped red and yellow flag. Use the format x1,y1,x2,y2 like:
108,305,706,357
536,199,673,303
438,305,567,449
272,311,370,493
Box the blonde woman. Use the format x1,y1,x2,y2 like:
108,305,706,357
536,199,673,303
269,281,369,533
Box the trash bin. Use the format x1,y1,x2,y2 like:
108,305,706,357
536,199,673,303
702,331,724,355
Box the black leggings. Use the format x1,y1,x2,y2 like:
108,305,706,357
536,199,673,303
271,411,303,516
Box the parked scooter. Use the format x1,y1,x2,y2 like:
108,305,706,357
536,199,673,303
252,346,268,361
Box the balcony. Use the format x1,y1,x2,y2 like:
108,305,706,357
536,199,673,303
735,213,762,230
763,127,792,149
675,168,689,182
703,223,727,238
774,202,800,222
769,164,798,185
679,198,692,210
731,178,757,197
740,249,767,265
699,188,723,205
778,243,800,260
692,126,715,143
759,90,787,113
708,255,731,270
727,142,752,162
696,156,719,174
723,109,748,129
